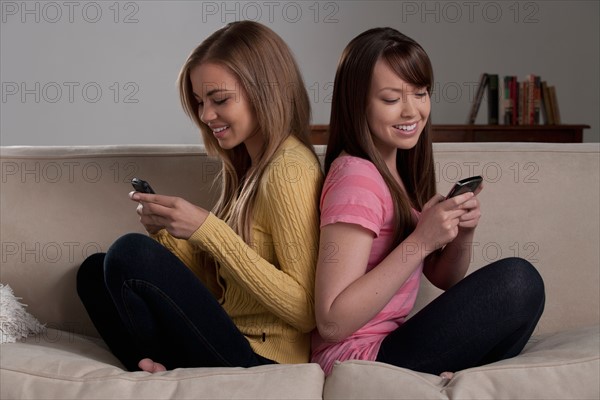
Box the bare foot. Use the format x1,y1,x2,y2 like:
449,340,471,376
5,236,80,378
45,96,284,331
138,358,167,373
439,371,454,380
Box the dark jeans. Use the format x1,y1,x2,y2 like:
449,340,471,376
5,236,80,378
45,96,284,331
376,257,545,375
76,233,275,371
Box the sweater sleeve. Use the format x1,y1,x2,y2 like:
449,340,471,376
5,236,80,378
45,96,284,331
188,148,322,333
151,230,196,268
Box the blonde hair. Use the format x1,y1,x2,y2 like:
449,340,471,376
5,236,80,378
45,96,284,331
178,21,314,242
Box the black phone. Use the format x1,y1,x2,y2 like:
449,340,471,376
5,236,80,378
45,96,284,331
131,178,156,194
446,175,483,199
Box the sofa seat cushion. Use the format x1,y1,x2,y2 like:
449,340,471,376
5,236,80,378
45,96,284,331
0,329,325,399
323,325,599,400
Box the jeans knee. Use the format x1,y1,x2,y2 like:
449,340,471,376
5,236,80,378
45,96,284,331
104,232,169,284
105,232,152,264
109,233,152,254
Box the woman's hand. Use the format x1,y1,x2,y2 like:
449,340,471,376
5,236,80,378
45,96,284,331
457,183,483,230
130,192,209,239
422,185,484,289
411,191,474,252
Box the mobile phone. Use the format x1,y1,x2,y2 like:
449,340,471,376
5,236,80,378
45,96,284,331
131,178,156,194
446,175,483,199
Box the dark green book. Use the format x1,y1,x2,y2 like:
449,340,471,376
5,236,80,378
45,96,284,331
467,73,488,124
487,74,499,125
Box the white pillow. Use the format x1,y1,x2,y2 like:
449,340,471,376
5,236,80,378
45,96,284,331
0,284,45,344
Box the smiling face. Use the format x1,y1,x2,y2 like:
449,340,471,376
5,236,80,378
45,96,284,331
366,58,431,162
190,63,262,160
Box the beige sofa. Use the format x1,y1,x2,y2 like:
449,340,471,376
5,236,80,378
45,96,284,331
1,142,599,399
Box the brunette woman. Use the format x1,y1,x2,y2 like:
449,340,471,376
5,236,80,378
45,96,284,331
311,27,544,377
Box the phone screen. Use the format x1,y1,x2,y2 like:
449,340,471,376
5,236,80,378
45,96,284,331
446,176,482,199
131,178,155,194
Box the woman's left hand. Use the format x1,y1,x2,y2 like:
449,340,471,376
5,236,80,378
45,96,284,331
457,183,483,230
130,192,209,240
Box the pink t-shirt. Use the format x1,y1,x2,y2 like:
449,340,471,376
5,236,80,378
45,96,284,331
311,155,423,375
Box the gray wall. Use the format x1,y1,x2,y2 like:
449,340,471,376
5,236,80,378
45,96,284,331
1,0,598,145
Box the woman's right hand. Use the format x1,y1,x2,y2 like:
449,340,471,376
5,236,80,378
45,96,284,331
410,191,474,253
130,191,164,234
130,192,209,239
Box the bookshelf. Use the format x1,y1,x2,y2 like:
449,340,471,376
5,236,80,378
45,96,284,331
431,124,588,143
309,124,589,144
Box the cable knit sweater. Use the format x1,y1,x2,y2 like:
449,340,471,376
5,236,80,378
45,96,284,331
152,136,323,364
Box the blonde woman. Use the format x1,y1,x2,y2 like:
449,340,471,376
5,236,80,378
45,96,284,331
77,21,323,372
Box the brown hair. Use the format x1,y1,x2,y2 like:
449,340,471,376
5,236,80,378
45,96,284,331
178,21,315,241
325,27,437,248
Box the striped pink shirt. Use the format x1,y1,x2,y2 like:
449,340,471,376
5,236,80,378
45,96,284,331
311,155,422,375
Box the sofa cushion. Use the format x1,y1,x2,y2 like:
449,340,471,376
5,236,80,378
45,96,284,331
323,325,599,400
0,329,325,400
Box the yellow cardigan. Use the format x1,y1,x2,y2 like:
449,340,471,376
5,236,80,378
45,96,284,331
152,136,323,364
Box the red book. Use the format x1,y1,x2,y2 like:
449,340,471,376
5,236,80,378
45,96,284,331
526,75,536,125
510,77,518,125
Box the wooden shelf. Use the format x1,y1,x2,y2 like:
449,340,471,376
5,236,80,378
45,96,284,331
309,124,589,145
310,125,329,145
432,124,588,143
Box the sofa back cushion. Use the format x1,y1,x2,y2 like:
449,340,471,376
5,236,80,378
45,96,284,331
1,143,598,338
416,142,599,337
1,145,218,337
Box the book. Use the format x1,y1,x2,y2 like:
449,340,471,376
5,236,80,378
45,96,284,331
502,76,517,125
499,78,504,124
525,74,542,125
518,81,526,126
468,73,560,126
510,77,519,125
549,86,561,124
487,74,499,125
541,81,554,124
467,73,488,124
526,75,535,125
533,76,541,124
